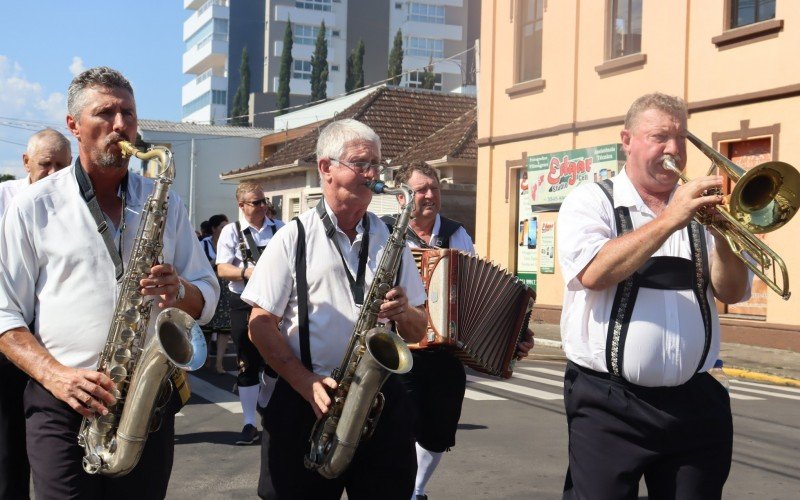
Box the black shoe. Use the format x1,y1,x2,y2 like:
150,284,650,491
416,495,428,500
236,424,260,445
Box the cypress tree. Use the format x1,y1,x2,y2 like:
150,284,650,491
277,21,293,115
353,39,365,90
387,29,404,85
310,20,329,101
421,57,436,90
230,46,251,126
345,52,355,93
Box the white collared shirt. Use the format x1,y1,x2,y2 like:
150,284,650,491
216,217,285,294
0,165,220,370
557,168,751,387
241,200,427,377
406,214,476,255
0,177,29,216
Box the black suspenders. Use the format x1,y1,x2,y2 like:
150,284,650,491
596,179,713,378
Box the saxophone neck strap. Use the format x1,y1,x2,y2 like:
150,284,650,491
293,217,313,371
75,159,126,281
316,200,370,306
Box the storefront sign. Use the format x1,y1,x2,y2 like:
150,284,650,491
539,222,555,274
525,143,624,207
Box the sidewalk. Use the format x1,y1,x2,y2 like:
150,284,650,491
529,321,800,387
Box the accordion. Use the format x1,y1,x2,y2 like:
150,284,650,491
410,249,536,379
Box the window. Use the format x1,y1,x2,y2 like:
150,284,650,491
293,60,313,80
730,0,776,28
295,0,331,12
608,0,642,59
182,90,227,118
405,71,442,91
185,18,229,50
331,65,340,71
408,3,445,24
294,24,330,46
516,0,543,83
406,37,444,59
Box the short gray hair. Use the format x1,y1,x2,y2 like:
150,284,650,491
27,128,71,155
316,119,381,161
67,66,134,120
624,92,687,133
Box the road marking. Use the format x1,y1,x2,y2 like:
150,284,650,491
512,372,564,388
466,375,562,400
518,366,565,377
188,374,242,413
731,379,800,394
464,388,506,401
728,393,764,401
729,386,800,400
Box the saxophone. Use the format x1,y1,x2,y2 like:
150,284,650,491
77,141,207,477
303,180,416,479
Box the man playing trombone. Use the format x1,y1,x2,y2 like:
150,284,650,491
556,92,752,499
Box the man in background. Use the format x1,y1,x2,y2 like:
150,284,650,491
0,128,71,500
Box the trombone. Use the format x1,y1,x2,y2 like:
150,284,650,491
662,131,800,300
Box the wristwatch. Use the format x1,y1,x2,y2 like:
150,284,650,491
176,281,186,302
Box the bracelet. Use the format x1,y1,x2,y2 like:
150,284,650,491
240,268,246,280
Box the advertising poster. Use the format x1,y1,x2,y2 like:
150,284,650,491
526,143,625,208
539,221,555,274
517,171,538,291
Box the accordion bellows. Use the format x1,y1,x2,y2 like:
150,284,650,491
411,249,536,379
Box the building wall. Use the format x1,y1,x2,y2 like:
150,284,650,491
227,0,266,117
478,1,800,332
138,131,262,228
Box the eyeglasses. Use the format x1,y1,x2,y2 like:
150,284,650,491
330,158,386,174
242,198,269,207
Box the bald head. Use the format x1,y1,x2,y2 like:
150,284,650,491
24,129,72,183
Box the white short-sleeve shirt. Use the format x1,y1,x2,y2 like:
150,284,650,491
0,165,220,370
405,214,476,255
241,201,427,377
216,218,285,294
557,168,752,387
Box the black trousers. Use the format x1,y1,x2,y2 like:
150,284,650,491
0,360,29,500
258,376,416,499
24,380,179,500
562,361,733,500
400,349,466,452
229,292,264,387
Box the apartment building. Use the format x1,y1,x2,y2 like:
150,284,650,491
478,1,800,345
182,0,230,125
182,1,479,127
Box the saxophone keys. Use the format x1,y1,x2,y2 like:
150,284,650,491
113,347,132,364
120,328,136,343
109,365,128,383
121,308,140,326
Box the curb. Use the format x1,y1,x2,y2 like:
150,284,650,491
724,367,800,388
534,339,800,387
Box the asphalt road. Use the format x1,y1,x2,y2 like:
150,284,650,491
167,358,800,499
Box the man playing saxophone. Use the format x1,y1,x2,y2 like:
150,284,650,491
243,119,427,499
0,67,219,499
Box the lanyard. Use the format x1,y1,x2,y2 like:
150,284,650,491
316,200,369,305
74,159,127,280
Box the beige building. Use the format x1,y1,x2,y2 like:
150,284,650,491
477,0,800,348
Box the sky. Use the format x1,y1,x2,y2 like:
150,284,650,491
0,1,187,179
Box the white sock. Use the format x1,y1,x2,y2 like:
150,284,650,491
239,384,260,427
258,376,277,408
413,443,443,497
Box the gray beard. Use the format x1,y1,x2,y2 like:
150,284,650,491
95,149,125,169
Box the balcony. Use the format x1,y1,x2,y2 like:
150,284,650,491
274,5,336,27
402,21,461,41
182,71,228,105
183,33,228,75
184,0,206,10
184,0,229,41
273,40,337,62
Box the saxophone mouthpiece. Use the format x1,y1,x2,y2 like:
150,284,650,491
365,180,387,194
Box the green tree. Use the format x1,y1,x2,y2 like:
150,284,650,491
310,20,329,101
345,39,364,93
387,29,404,85
420,57,436,90
277,21,293,115
230,46,251,126
0,173,15,183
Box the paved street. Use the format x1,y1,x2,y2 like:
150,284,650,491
168,357,800,499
